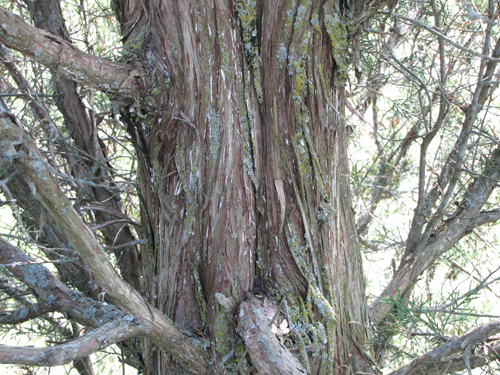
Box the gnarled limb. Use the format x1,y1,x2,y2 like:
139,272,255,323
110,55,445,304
0,319,144,367
0,7,144,98
0,302,57,325
0,237,126,328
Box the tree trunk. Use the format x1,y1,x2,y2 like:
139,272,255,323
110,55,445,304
113,1,369,373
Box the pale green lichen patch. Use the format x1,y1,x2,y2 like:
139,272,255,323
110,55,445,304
323,7,349,85
277,43,288,63
192,266,207,321
293,130,314,184
214,305,236,372
309,285,337,368
285,222,311,281
294,4,309,29
301,125,327,199
310,13,320,31
241,103,258,186
208,106,221,161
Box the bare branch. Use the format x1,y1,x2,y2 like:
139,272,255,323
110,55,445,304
381,11,500,62
0,7,144,98
405,25,500,258
0,319,143,367
0,108,208,373
389,321,500,375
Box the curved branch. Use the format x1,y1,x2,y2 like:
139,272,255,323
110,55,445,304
0,7,144,98
0,108,208,374
389,321,500,375
0,319,143,367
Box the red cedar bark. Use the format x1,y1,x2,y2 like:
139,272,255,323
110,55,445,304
113,0,370,373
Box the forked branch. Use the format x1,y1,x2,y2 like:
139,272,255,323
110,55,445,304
371,147,500,325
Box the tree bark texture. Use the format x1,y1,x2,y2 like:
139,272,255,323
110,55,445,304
111,1,369,373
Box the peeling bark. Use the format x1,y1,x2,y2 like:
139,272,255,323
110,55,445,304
0,7,143,97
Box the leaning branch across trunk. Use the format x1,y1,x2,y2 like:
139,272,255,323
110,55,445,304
0,109,208,374
0,319,143,367
389,320,500,375
0,7,144,98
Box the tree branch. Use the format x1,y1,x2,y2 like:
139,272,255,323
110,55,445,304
381,11,500,62
371,147,500,325
0,236,126,328
0,108,208,374
389,321,500,375
0,7,144,98
0,301,57,325
469,208,500,229
0,319,143,367
353,0,397,25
